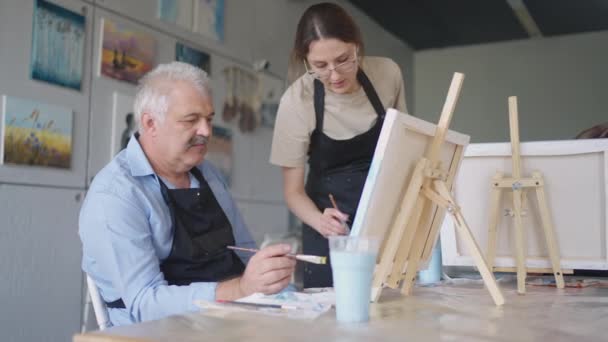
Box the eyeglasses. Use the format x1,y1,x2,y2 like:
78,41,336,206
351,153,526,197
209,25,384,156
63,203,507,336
304,51,358,80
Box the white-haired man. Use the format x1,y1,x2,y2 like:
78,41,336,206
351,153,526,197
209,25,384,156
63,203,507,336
79,62,295,326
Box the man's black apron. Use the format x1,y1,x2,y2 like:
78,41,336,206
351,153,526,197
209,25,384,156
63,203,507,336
302,69,385,288
106,165,245,308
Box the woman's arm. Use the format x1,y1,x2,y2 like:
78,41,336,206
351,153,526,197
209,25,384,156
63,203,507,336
282,166,348,237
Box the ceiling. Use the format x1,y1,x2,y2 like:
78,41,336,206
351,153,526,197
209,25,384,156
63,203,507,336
348,0,608,50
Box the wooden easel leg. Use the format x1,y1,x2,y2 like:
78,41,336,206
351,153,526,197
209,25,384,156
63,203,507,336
398,195,429,295
533,172,565,289
370,159,428,302
387,196,426,288
434,180,505,305
487,172,504,271
512,188,527,294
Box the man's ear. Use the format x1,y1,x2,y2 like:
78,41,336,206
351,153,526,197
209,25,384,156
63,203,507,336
140,112,158,136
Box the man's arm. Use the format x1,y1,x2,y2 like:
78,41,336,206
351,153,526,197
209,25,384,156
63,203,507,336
80,192,218,323
80,191,296,322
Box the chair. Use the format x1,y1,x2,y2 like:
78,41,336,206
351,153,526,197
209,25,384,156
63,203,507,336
84,274,111,331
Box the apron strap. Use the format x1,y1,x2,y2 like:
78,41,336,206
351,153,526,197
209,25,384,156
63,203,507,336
313,78,325,131
357,69,385,118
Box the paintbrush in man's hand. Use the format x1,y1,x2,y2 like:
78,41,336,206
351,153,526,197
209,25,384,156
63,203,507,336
227,246,327,264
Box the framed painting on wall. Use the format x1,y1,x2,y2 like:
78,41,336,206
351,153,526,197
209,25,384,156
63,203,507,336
157,0,194,30
1,95,73,169
30,0,86,90
175,42,211,74
193,0,225,42
98,18,157,84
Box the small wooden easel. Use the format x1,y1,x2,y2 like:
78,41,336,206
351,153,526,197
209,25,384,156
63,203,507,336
486,96,565,294
371,73,505,306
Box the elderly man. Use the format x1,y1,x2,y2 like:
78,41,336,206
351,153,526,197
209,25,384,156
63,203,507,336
79,62,295,326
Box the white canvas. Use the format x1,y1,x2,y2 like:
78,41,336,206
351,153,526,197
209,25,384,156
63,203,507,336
352,108,470,265
441,139,608,270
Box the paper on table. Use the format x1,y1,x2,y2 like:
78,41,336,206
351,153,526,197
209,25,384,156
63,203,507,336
195,288,335,320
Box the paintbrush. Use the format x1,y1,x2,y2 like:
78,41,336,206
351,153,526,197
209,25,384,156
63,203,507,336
328,193,351,233
227,246,327,265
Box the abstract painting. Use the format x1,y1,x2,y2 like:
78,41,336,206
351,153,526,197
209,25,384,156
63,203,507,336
1,95,72,169
111,92,135,157
193,0,224,42
176,42,211,74
206,125,232,185
99,18,157,84
30,0,85,90
157,0,194,30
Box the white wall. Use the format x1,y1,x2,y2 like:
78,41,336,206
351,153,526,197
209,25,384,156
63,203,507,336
414,31,608,142
0,0,413,339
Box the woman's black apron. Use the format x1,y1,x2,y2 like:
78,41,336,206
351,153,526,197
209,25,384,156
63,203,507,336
106,164,244,308
302,69,385,288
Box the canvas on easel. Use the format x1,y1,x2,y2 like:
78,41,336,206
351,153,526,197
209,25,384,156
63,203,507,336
352,73,504,305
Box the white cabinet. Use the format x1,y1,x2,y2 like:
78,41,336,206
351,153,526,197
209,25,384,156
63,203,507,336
0,184,84,342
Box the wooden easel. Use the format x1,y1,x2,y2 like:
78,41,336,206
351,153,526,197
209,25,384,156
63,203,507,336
486,96,565,294
371,73,505,306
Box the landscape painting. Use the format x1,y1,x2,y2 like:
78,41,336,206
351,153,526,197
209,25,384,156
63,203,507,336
99,18,157,84
1,95,73,169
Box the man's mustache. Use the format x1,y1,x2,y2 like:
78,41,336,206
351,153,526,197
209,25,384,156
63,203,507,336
188,135,209,147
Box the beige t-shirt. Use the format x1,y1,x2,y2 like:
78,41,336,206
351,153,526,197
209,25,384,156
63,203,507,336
270,56,408,167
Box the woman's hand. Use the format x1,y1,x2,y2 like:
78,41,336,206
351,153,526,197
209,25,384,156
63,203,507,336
315,208,349,238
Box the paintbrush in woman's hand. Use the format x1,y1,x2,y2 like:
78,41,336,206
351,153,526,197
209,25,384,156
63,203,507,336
329,193,351,233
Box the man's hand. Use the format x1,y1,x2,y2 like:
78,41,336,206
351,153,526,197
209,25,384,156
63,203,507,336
238,244,296,296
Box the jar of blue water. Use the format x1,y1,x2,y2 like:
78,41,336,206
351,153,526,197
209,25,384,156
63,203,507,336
417,240,442,284
329,236,380,323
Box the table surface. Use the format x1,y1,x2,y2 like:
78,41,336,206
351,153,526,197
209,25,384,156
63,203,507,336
74,277,608,342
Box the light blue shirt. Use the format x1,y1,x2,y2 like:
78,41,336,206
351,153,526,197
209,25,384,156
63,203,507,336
79,137,256,326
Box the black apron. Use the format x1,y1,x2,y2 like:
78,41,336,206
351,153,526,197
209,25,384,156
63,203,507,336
106,165,245,308
302,69,385,288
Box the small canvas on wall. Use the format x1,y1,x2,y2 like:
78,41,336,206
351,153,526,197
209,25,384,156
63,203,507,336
30,0,85,90
1,95,73,169
193,0,224,42
99,18,157,84
206,125,232,185
158,0,194,30
176,42,211,74
111,92,136,157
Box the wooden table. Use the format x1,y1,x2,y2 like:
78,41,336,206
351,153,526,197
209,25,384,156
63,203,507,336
74,279,608,342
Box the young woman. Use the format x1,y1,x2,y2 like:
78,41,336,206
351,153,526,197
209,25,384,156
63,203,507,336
270,2,408,288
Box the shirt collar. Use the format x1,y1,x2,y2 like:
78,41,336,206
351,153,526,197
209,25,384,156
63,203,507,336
125,134,156,178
